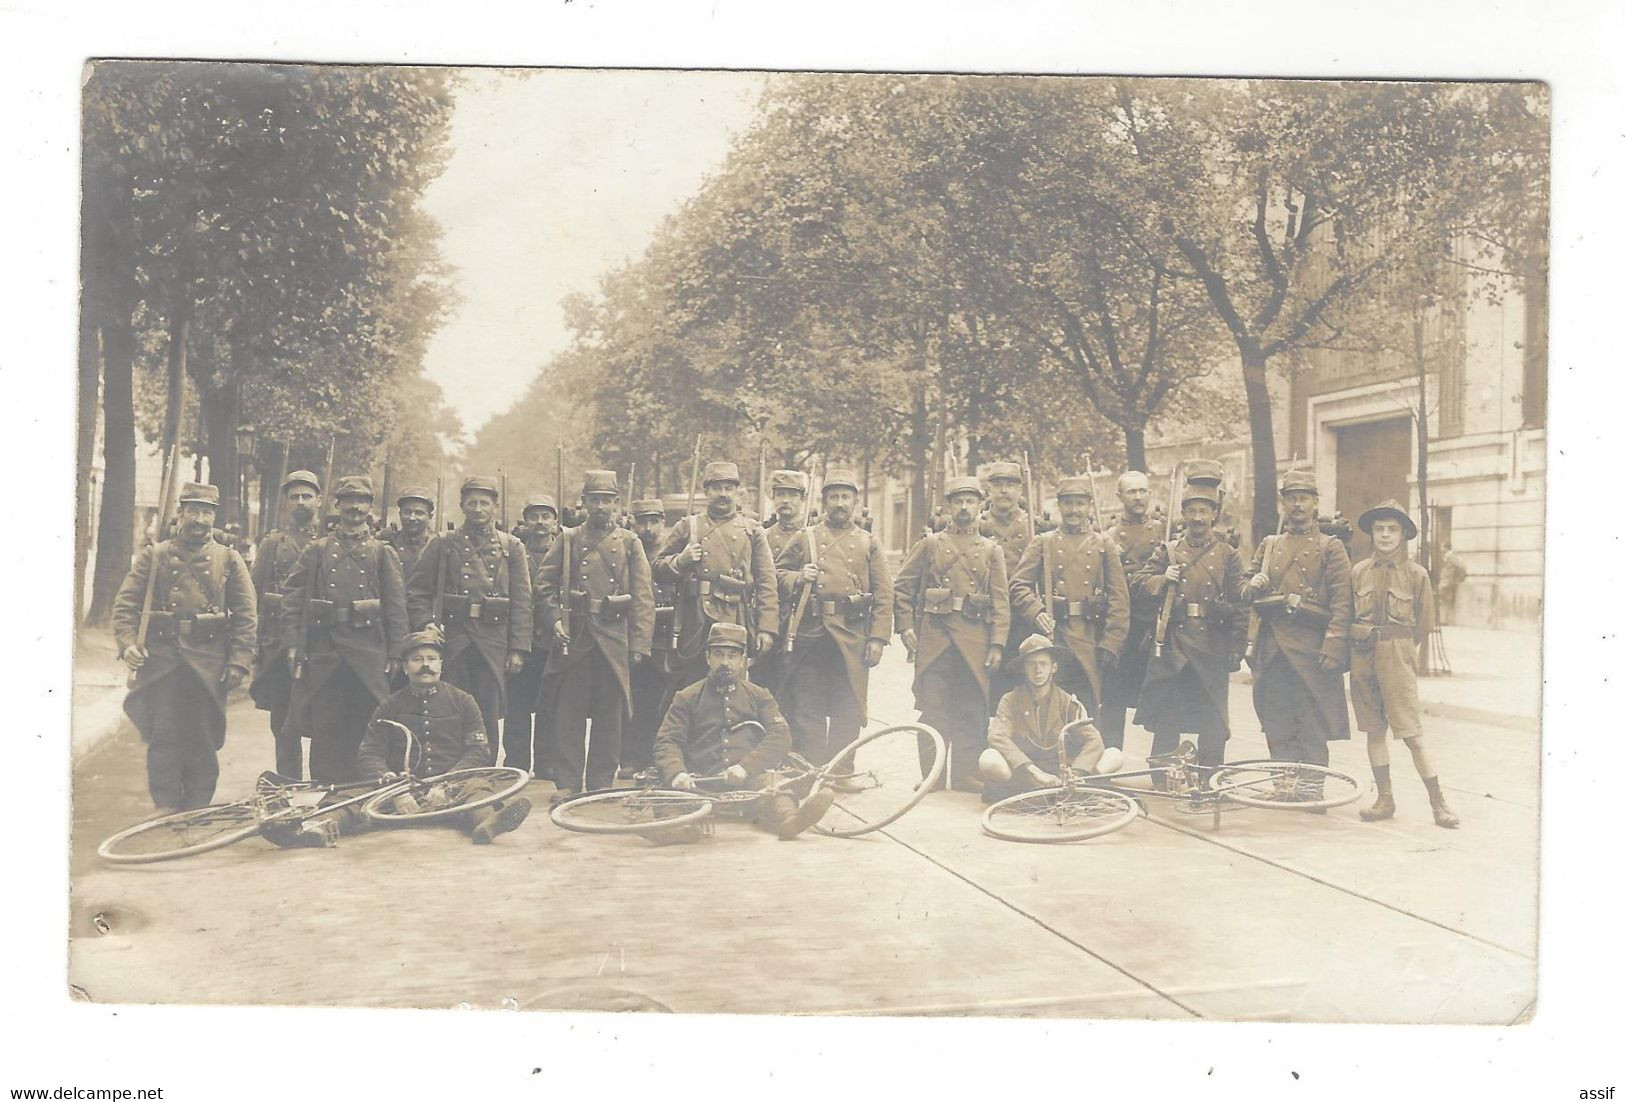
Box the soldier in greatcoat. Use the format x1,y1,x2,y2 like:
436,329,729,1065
1009,475,1130,720
405,475,533,742
652,460,779,697
381,486,436,579
894,475,1011,791
1098,470,1163,751
249,469,323,779
979,461,1037,713
537,470,655,795
1243,470,1353,773
625,498,675,773
502,493,559,775
280,476,408,783
774,468,895,770
113,483,257,811
1349,500,1459,828
757,469,809,693
1135,476,1246,770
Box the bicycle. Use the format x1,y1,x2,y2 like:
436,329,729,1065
97,721,530,864
980,722,1365,844
549,721,947,840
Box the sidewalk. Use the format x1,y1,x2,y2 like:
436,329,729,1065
1414,625,1542,730
72,624,132,763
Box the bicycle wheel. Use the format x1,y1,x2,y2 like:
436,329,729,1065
548,788,715,835
812,722,947,838
98,800,263,864
362,767,528,824
1208,760,1365,810
981,786,1142,843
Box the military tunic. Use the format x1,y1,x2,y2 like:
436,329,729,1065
894,527,1011,786
652,511,779,690
536,520,656,789
249,523,318,777
112,537,257,809
382,528,433,579
1135,534,1245,765
654,677,793,782
280,529,408,781
358,682,492,779
774,520,896,765
755,518,806,692
501,536,553,774
626,528,676,771
1247,527,1354,763
1099,517,1163,747
982,509,1037,713
1008,527,1130,717
405,523,534,738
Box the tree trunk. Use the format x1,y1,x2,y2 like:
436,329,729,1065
1413,315,1431,576
1242,347,1280,543
76,313,100,623
907,386,930,543
1123,424,1148,474
86,318,137,626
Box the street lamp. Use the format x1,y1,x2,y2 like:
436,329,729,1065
234,423,256,537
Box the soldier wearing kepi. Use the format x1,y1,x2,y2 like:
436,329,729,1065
405,475,534,744
654,623,836,841
1243,470,1354,774
1099,470,1163,751
250,469,324,778
774,468,895,771
894,475,1011,790
1009,475,1130,720
382,486,436,578
537,470,655,795
653,460,779,695
979,461,1037,713
757,469,809,693
625,498,675,774
280,476,408,783
113,483,257,811
1349,500,1459,828
502,493,559,776
1134,474,1246,770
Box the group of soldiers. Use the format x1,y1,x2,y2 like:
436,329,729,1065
110,452,1459,838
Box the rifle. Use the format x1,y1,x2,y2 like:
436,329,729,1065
269,440,289,532
1245,512,1288,662
1085,454,1105,534
784,469,819,654
672,435,703,653
128,441,181,688
555,444,565,530
380,455,393,530
1153,465,1180,659
319,438,337,531
558,523,572,657
499,469,508,532
1021,451,1037,546
431,476,447,628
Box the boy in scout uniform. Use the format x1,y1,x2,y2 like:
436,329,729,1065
977,634,1125,803
624,499,675,773
652,460,779,695
250,469,323,779
113,483,257,811
537,471,655,794
261,631,533,847
405,475,534,742
1349,501,1459,827
1009,474,1130,720
279,476,408,783
979,461,1037,713
774,468,895,770
654,624,837,840
1243,470,1354,772
502,493,559,775
1134,475,1246,770
894,475,1011,791
1099,470,1163,751
381,486,436,577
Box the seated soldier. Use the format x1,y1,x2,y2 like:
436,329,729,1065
653,622,836,840
978,633,1125,804
261,630,533,847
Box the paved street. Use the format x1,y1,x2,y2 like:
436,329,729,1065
69,627,1538,1022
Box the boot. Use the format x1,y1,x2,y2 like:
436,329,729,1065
1359,765,1395,822
1422,776,1460,829
773,785,837,840
472,797,533,844
391,792,423,816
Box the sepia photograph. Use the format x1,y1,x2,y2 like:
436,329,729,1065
65,61,1552,1029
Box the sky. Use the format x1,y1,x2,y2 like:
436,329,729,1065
418,69,768,436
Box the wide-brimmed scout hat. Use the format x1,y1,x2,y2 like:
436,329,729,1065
1006,633,1067,668
1357,498,1418,541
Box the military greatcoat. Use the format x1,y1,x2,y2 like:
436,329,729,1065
248,523,318,708
1104,515,1163,706
773,519,896,724
1134,535,1245,737
535,520,656,712
652,510,779,666
1008,527,1130,715
893,527,1011,702
1247,527,1354,743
